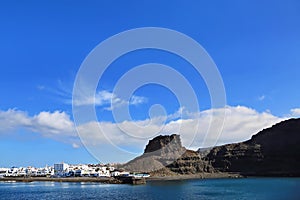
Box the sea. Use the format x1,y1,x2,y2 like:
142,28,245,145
0,178,299,200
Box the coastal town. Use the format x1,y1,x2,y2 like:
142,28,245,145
0,163,150,179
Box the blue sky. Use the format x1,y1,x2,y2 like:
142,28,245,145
0,0,300,167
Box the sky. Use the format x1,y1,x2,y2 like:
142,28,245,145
0,0,300,167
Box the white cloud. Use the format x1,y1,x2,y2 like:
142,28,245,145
72,90,113,106
0,109,78,146
75,106,285,158
31,111,75,136
73,90,147,110
290,108,300,117
0,109,31,132
130,96,148,105
72,143,80,148
0,105,289,161
186,106,284,147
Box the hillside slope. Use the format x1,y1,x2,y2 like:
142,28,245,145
206,118,300,176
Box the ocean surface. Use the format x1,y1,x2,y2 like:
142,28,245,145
0,178,299,200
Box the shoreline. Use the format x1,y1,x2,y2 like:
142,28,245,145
0,173,242,183
148,172,243,181
0,177,119,183
2,173,298,183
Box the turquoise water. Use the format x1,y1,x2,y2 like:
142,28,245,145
0,178,299,199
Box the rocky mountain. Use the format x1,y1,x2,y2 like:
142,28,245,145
123,134,185,172
205,118,300,176
123,134,213,174
197,147,213,158
123,118,300,176
144,134,185,155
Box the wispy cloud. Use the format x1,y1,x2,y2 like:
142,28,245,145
40,80,148,110
258,95,266,101
130,95,148,106
36,85,46,91
73,90,147,110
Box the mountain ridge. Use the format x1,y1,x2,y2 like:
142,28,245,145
123,118,300,176
206,118,300,176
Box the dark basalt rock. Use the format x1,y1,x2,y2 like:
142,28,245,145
144,134,184,154
123,134,214,174
167,150,214,174
206,118,300,176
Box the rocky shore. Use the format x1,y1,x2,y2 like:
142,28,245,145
148,172,242,181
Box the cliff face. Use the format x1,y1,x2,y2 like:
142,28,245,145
167,150,214,174
123,134,213,174
144,134,184,154
123,134,186,172
206,118,300,176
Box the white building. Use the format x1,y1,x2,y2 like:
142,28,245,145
111,170,129,177
111,171,120,177
97,167,110,177
0,168,9,178
54,163,69,176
